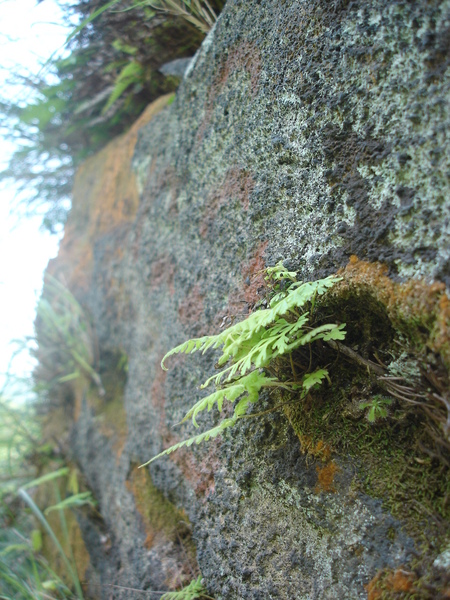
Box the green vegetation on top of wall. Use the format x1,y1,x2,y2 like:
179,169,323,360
0,0,225,231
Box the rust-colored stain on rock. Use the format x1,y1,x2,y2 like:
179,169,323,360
366,568,417,599
178,284,205,332
149,355,220,498
241,240,268,307
197,41,261,144
48,94,173,293
315,461,339,494
151,254,176,296
200,167,254,238
295,436,333,464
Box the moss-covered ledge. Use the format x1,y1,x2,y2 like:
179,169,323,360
281,256,449,598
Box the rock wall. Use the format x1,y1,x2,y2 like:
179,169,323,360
41,1,450,598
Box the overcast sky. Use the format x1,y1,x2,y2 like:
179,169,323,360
0,0,70,392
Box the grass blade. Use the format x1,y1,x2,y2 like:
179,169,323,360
17,489,84,599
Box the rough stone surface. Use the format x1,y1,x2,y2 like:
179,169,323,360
42,1,449,598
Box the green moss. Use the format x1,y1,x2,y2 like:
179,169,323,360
283,275,450,555
127,466,197,564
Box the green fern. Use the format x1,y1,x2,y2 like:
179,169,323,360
142,264,346,465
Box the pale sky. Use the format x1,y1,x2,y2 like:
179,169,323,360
0,0,70,391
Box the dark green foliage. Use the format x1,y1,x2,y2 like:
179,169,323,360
360,395,392,422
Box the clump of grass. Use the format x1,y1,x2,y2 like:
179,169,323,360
148,0,219,33
0,509,75,600
34,275,104,396
0,393,39,493
0,389,91,599
18,467,95,600
0,363,95,600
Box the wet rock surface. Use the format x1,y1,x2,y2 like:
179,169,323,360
44,1,449,598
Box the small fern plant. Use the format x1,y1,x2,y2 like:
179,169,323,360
160,575,213,600
141,263,346,466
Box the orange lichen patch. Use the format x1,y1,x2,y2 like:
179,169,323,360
365,571,384,600
390,569,417,592
197,41,261,143
241,241,269,307
366,568,417,599
200,167,254,237
294,435,333,463
315,461,339,493
151,254,176,296
337,255,450,366
48,94,173,293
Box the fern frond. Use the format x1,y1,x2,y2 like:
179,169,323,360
140,418,236,466
160,575,209,600
299,323,343,346
265,262,297,282
161,335,213,370
102,61,144,114
182,371,276,427
144,266,346,464
322,323,346,341
270,276,341,316
302,369,329,391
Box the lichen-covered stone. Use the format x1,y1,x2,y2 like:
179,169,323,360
40,1,450,598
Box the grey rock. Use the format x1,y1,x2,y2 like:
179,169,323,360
159,57,194,78
47,0,450,598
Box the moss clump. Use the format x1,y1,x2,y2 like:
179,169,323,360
335,256,450,368
278,256,450,596
126,466,199,589
286,384,449,540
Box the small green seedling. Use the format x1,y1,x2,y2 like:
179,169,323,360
160,575,213,600
360,396,392,422
141,263,346,465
